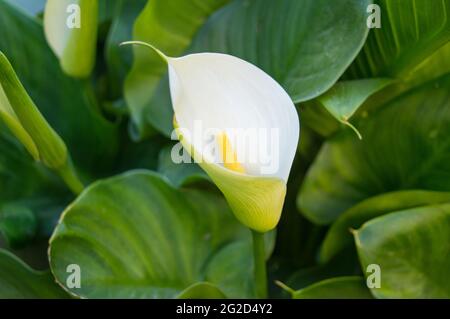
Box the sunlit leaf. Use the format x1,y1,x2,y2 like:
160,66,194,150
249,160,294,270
320,191,450,263
49,171,272,298
355,204,450,298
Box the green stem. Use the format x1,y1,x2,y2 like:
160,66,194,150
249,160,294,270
252,230,267,298
57,160,84,195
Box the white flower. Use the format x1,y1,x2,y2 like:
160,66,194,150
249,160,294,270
44,0,98,78
123,42,300,232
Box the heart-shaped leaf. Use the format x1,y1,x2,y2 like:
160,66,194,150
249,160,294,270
298,73,450,224
49,170,266,298
320,191,450,263
0,249,67,298
354,204,450,298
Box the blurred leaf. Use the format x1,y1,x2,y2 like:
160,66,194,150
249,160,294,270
177,282,227,299
348,0,450,79
49,170,267,298
292,276,373,299
105,0,146,97
405,41,450,87
320,191,450,264
113,134,166,173
0,249,68,298
0,124,50,201
0,0,119,176
124,0,229,139
317,78,393,138
298,73,450,224
44,0,98,78
0,203,37,249
354,204,450,298
157,144,209,187
98,0,119,25
0,122,70,237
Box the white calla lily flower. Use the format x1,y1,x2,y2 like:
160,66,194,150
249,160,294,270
44,0,98,78
122,42,300,232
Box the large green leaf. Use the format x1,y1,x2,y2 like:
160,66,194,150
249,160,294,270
0,0,119,176
0,249,67,298
405,41,450,87
354,204,450,298
298,73,450,224
124,0,229,139
49,170,266,298
320,191,450,263
292,276,373,299
348,0,450,79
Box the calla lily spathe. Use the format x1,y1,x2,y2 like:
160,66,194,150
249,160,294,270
123,42,300,232
44,0,98,78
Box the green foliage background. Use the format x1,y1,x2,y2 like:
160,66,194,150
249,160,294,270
0,0,449,298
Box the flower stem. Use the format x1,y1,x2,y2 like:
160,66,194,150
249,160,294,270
252,230,267,298
57,160,84,195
